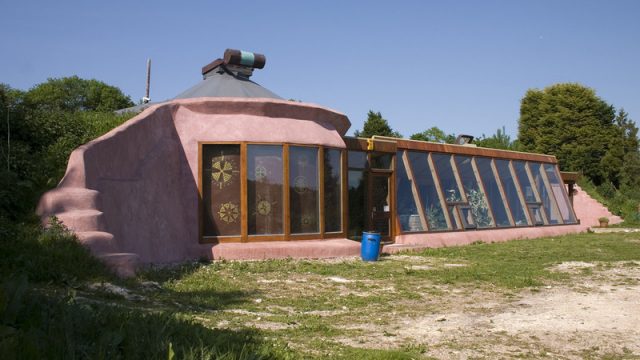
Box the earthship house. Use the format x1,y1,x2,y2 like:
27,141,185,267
37,49,620,277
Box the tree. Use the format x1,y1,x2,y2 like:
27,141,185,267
410,126,456,143
517,83,618,185
23,76,133,112
475,126,519,150
0,78,134,221
615,109,640,190
353,110,402,138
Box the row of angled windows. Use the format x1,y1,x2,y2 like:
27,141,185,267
394,150,577,232
201,143,577,241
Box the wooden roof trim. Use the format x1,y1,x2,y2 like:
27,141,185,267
395,139,557,163
560,171,580,183
342,136,558,163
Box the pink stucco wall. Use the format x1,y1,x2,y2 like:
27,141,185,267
36,98,350,275
37,96,623,275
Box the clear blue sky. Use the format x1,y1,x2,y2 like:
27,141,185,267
1,0,639,138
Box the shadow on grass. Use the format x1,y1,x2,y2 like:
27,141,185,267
1,275,289,360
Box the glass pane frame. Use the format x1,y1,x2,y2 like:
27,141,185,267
543,163,578,224
199,142,347,243
201,144,242,239
289,145,320,235
406,151,452,231
474,157,513,228
494,159,531,227
455,155,496,229
396,150,428,232
324,148,344,233
247,144,285,236
528,161,564,225
513,160,550,226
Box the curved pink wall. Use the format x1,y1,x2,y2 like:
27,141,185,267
37,98,350,275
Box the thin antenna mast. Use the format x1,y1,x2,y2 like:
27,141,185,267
143,58,151,103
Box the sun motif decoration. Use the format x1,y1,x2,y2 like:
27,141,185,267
257,200,272,216
217,202,239,224
211,155,238,189
293,175,308,194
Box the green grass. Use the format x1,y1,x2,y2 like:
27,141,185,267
416,232,640,288
2,229,640,359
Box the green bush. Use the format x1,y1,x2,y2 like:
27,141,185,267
0,218,110,284
579,179,640,226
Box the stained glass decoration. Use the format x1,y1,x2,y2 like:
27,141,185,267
211,155,238,189
248,145,284,235
202,145,241,237
218,202,239,223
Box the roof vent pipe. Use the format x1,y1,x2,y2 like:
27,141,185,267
201,49,266,79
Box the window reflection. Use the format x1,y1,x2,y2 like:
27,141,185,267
370,152,393,169
475,157,511,227
544,164,577,224
529,162,562,225
512,161,538,203
397,151,424,232
495,159,530,226
247,145,284,235
348,169,367,240
348,151,367,169
324,149,342,233
289,146,319,234
454,156,494,228
408,152,448,231
431,153,463,203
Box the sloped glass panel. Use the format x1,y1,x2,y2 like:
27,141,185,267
512,161,537,203
431,153,463,203
455,156,494,228
529,162,562,225
544,164,577,224
289,146,319,234
324,149,343,233
475,157,511,227
396,151,424,232
495,159,530,226
408,152,448,231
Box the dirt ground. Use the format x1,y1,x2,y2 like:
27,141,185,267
336,260,640,359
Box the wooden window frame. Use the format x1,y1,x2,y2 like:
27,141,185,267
489,158,515,226
470,156,497,228
523,161,549,225
546,164,579,224
507,160,533,226
199,142,347,243
536,161,565,225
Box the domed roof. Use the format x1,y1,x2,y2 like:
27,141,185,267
173,61,281,100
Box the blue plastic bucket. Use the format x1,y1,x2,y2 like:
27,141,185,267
361,232,381,261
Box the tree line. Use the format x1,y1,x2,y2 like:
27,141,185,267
0,76,134,223
353,83,640,222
